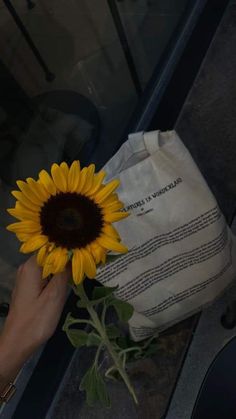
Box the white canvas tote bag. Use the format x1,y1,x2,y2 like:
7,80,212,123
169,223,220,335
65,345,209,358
97,130,236,341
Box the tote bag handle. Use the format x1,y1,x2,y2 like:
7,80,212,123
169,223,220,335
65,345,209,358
143,130,160,155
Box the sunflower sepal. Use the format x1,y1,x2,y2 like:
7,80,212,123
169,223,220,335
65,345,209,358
67,250,73,260
105,253,124,265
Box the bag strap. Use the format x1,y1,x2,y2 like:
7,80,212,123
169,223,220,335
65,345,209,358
143,130,160,155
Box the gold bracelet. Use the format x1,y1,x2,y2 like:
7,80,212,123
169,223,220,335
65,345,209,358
0,375,16,403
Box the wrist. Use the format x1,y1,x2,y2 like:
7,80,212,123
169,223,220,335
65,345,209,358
0,331,29,384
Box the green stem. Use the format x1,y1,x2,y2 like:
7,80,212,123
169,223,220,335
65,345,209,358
65,318,94,327
94,342,103,368
62,318,94,334
75,284,138,405
101,302,107,327
122,353,127,368
119,347,142,357
105,365,117,379
142,335,157,349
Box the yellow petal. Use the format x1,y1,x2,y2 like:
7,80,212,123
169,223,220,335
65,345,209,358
89,243,106,264
81,164,95,194
16,201,41,216
60,162,69,179
37,245,49,266
101,252,106,264
59,162,69,191
81,248,96,279
15,201,30,211
103,211,129,223
7,220,41,234
76,167,88,193
42,261,54,279
88,171,106,196
97,235,128,253
38,170,57,196
7,207,39,222
51,247,68,274
102,193,119,206
102,224,120,240
16,180,43,206
16,232,32,242
102,201,124,213
42,248,59,278
48,243,55,252
26,178,49,202
94,179,120,204
72,249,84,284
11,191,40,212
68,161,81,192
51,163,67,193
20,235,48,253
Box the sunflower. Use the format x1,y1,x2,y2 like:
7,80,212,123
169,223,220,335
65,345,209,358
7,161,129,284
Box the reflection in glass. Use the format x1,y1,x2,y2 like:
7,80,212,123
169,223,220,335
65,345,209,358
0,0,192,334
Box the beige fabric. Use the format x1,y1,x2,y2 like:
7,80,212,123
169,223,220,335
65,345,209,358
97,130,236,341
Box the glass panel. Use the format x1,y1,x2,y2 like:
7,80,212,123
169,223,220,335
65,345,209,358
0,0,138,331
0,0,196,347
0,2,200,411
0,0,138,162
117,0,189,88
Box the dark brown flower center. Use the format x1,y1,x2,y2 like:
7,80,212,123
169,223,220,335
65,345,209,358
40,192,103,249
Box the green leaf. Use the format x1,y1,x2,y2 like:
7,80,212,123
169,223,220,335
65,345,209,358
106,253,123,265
109,298,134,322
116,336,129,349
116,335,160,362
80,366,98,406
105,325,121,339
86,332,101,347
79,367,92,392
92,285,118,301
140,343,159,358
66,328,89,348
80,365,110,407
96,371,111,407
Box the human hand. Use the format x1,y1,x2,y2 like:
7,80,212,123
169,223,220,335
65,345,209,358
0,255,69,383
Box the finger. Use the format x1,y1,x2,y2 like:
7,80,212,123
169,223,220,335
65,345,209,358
17,255,44,297
42,269,69,305
17,264,24,277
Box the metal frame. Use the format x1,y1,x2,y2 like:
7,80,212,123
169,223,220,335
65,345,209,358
123,0,231,137
107,0,142,96
3,0,55,82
